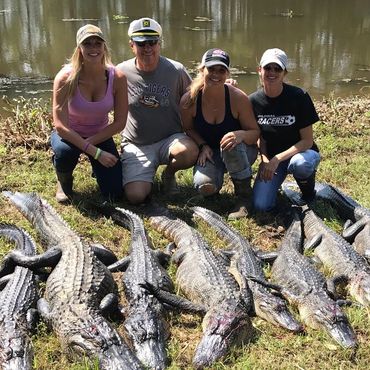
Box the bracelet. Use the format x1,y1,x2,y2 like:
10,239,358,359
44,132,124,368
198,143,207,151
94,148,102,160
83,142,90,152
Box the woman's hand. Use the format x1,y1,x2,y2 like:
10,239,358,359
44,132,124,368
98,150,119,168
258,156,279,181
197,145,214,166
220,131,241,151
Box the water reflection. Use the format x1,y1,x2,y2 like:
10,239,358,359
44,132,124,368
1,0,370,105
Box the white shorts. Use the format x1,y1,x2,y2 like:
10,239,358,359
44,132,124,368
120,133,188,186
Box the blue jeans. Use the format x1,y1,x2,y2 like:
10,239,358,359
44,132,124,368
193,143,258,192
50,130,122,198
253,149,321,212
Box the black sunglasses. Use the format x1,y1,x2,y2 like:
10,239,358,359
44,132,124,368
134,40,159,47
263,65,283,73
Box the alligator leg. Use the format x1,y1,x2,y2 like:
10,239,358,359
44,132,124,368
0,273,12,289
0,248,62,277
139,281,207,314
37,297,53,328
342,219,366,243
255,250,279,264
99,293,124,321
90,243,118,265
326,274,349,299
245,275,282,293
304,234,322,251
26,308,39,332
153,249,171,267
108,256,131,272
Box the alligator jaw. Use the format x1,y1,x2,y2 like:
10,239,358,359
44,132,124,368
326,320,358,349
192,299,253,369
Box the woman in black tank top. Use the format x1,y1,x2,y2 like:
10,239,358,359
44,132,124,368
180,48,260,219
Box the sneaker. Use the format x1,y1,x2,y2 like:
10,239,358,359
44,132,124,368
161,173,180,195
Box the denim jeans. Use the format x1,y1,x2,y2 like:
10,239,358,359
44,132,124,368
253,149,321,212
193,143,258,192
50,130,122,198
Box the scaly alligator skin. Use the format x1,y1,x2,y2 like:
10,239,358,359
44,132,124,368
270,215,357,348
148,209,253,370
191,206,302,333
98,205,174,370
0,191,143,370
0,223,39,370
315,182,370,261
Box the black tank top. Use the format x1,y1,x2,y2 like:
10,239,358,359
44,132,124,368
194,85,241,149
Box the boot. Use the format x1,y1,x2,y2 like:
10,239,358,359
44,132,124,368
55,171,73,203
294,172,316,203
228,177,252,220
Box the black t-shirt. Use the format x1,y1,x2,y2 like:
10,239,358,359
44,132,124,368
249,83,320,158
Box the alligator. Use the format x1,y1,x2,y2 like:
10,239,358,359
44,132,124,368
191,206,302,333
282,186,370,306
282,181,370,261
0,191,143,370
0,223,39,370
145,207,254,369
270,212,357,348
314,182,370,261
95,204,176,370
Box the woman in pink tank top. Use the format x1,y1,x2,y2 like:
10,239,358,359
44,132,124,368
51,24,128,202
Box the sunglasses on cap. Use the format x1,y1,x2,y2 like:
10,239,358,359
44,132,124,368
263,65,283,73
134,40,159,47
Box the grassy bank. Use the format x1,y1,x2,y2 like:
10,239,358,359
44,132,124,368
0,94,369,369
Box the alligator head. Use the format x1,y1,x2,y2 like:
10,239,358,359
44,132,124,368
349,270,370,306
253,289,303,332
192,298,253,369
0,335,33,370
124,301,168,370
300,294,357,348
67,313,141,370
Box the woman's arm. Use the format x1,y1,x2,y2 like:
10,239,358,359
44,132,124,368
259,125,315,181
220,86,260,150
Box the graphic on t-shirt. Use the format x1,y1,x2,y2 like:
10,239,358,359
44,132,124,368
257,115,295,126
139,95,160,108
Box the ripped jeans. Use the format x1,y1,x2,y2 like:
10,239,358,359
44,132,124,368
253,149,321,212
193,143,258,193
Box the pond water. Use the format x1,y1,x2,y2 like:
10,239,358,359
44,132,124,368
1,0,370,112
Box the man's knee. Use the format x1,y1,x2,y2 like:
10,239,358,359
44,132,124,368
124,182,152,205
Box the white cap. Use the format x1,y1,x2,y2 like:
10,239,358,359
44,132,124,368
128,18,162,42
259,48,288,70
76,24,105,45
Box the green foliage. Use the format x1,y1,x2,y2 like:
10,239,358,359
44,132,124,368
0,95,369,369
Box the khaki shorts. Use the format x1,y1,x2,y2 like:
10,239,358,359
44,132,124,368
120,133,188,186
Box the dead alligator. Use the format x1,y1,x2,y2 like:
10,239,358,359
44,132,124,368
0,223,39,370
146,207,254,369
0,191,143,370
282,186,370,306
96,204,176,370
314,182,370,261
270,212,357,348
191,206,302,333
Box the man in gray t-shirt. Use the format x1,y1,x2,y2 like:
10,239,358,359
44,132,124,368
116,17,198,204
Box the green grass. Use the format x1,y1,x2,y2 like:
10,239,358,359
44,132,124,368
0,94,369,369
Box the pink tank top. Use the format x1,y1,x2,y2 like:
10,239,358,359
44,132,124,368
68,66,115,137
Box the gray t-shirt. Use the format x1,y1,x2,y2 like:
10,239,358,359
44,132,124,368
116,56,192,145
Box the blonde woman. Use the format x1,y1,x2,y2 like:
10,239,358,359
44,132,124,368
180,49,260,219
51,24,128,202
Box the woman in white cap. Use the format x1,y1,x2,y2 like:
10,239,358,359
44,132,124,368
180,48,260,219
51,24,128,203
249,48,321,212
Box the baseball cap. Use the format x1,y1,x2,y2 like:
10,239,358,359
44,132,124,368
259,48,288,70
128,18,162,42
201,48,230,71
76,24,105,45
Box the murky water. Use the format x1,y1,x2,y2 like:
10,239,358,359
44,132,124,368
1,0,370,112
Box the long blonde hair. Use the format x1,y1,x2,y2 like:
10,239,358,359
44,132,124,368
63,42,113,101
183,66,205,108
